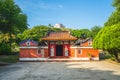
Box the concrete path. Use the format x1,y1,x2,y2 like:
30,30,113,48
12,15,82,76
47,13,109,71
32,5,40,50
0,61,120,80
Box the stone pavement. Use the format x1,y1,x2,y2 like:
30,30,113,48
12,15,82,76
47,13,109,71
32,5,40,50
0,61,120,80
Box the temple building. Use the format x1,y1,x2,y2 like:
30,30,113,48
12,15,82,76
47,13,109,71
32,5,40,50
19,31,99,61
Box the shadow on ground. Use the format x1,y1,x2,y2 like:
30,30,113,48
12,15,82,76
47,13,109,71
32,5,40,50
64,62,120,80
0,62,120,80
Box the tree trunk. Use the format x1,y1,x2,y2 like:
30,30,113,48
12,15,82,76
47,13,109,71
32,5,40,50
108,49,120,62
113,52,119,62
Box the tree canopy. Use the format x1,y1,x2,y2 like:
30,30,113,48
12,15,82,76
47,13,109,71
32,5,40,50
93,0,120,62
93,24,120,61
93,24,120,50
104,0,120,26
113,0,120,9
17,25,49,42
17,25,63,42
0,0,28,34
90,26,102,39
0,0,28,54
70,29,90,38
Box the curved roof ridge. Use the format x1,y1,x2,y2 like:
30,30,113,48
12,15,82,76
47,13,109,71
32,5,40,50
42,31,77,41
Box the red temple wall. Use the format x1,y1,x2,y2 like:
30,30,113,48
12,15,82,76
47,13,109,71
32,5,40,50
69,48,75,57
20,47,99,58
76,48,99,58
20,48,42,58
44,49,49,57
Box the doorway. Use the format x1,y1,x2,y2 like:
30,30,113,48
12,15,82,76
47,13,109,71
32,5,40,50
56,45,63,56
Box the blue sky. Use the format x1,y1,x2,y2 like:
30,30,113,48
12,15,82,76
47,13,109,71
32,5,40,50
14,0,114,29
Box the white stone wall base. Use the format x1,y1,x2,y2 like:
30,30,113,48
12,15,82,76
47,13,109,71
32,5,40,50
19,57,99,61
19,58,48,61
74,57,99,60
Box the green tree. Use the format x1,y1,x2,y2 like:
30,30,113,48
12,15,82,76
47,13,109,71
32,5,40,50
113,0,120,10
0,0,27,43
70,29,82,38
50,27,62,32
48,24,53,28
104,0,120,26
93,0,120,62
18,25,49,42
90,26,102,39
93,24,120,62
80,29,90,38
71,29,90,38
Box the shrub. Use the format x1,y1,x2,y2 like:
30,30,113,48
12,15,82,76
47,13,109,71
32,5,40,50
0,43,11,55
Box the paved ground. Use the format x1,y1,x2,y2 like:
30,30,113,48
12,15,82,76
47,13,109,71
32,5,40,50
0,61,120,80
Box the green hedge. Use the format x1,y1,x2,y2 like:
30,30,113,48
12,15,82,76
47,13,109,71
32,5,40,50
0,43,11,55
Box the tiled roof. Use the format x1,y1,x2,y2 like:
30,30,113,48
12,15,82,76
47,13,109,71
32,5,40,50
19,39,38,45
42,31,77,41
75,38,92,44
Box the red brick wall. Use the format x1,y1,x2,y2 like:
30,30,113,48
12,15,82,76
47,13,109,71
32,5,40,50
80,40,93,47
20,47,98,58
76,48,99,58
20,48,42,58
69,48,75,57
44,49,49,57
81,41,89,46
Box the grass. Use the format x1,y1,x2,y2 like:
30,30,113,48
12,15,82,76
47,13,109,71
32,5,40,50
0,45,19,63
0,54,19,63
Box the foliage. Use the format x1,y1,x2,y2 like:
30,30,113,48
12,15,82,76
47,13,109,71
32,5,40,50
17,25,70,42
90,26,102,39
50,27,62,32
93,24,120,62
113,0,120,8
104,0,120,26
70,29,90,38
0,43,11,55
0,0,27,44
0,0,28,34
0,0,27,54
93,0,120,62
0,33,16,43
0,55,18,63
104,10,120,26
11,42,19,52
17,25,49,42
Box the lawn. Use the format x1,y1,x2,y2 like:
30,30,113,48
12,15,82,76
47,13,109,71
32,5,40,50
0,54,19,63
